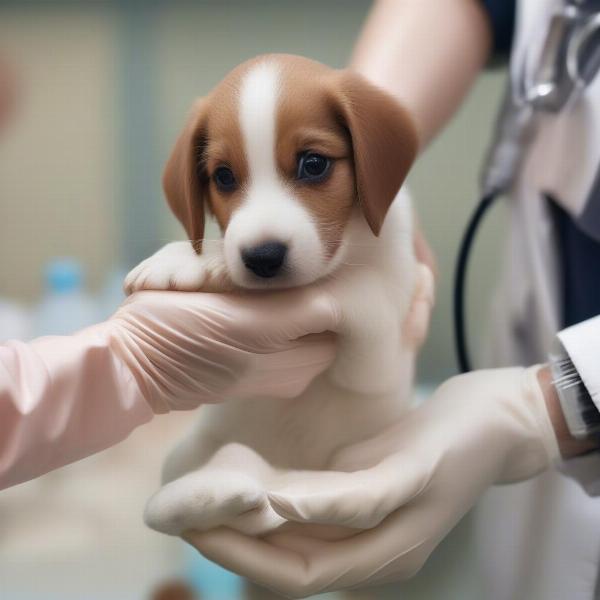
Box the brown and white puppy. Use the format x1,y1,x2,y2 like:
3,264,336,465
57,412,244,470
126,55,432,542
125,54,415,294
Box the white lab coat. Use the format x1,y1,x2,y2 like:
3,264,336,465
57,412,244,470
475,1,600,599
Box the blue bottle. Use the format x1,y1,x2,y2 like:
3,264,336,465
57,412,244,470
34,259,99,336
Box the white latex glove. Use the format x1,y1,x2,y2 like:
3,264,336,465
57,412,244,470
112,287,338,413
186,367,560,597
0,287,337,489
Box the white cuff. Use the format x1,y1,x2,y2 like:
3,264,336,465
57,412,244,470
557,315,600,412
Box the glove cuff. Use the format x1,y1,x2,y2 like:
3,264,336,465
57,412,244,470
521,365,562,471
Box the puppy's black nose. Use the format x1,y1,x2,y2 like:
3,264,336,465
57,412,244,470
242,242,288,278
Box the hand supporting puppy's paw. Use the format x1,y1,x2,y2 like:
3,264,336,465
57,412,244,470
124,241,232,294
145,443,286,537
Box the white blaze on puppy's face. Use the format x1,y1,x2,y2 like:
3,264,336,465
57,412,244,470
223,60,329,289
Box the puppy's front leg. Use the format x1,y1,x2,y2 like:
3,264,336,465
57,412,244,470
124,241,233,294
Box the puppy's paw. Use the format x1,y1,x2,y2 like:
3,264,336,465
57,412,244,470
124,241,214,294
144,469,266,536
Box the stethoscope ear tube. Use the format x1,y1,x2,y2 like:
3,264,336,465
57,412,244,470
453,193,499,373
454,84,534,374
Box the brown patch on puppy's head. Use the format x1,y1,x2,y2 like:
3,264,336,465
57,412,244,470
327,69,418,235
162,98,208,253
275,56,418,251
275,58,356,258
161,62,250,252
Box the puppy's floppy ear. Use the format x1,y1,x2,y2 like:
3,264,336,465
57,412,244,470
329,71,418,235
162,98,208,253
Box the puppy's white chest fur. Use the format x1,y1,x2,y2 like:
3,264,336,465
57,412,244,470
139,193,421,537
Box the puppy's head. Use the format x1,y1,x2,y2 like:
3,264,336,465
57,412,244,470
163,54,417,289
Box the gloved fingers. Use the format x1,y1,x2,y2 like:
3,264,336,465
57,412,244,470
413,263,435,307
267,498,443,588
110,289,340,410
269,285,342,339
185,502,438,597
183,527,332,598
228,332,336,400
119,287,341,343
254,333,337,399
402,264,435,348
186,525,399,597
413,214,437,278
267,458,429,530
117,289,190,311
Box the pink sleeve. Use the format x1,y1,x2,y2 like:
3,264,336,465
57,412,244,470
0,323,154,490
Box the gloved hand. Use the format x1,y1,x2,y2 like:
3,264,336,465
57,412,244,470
110,288,338,413
185,367,560,597
0,287,338,490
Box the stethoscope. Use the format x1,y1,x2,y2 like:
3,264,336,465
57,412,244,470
454,0,600,373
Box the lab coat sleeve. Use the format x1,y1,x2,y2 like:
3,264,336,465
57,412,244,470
558,316,600,411
557,315,600,495
0,324,153,490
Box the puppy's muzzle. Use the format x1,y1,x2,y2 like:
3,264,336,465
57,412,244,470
242,242,288,278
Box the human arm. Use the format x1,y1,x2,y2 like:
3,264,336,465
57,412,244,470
185,356,600,597
351,0,499,273
350,0,493,148
0,288,338,490
0,329,153,491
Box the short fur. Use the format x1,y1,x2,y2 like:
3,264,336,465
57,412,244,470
124,55,431,541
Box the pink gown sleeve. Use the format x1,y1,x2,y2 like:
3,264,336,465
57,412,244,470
0,323,154,490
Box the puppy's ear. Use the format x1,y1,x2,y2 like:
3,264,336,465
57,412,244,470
162,99,208,253
329,71,418,235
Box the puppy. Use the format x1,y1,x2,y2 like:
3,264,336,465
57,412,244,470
125,55,432,539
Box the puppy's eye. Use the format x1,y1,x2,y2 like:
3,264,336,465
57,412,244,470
213,166,237,191
297,153,331,182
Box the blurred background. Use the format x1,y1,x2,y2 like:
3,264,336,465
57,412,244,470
0,1,508,599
